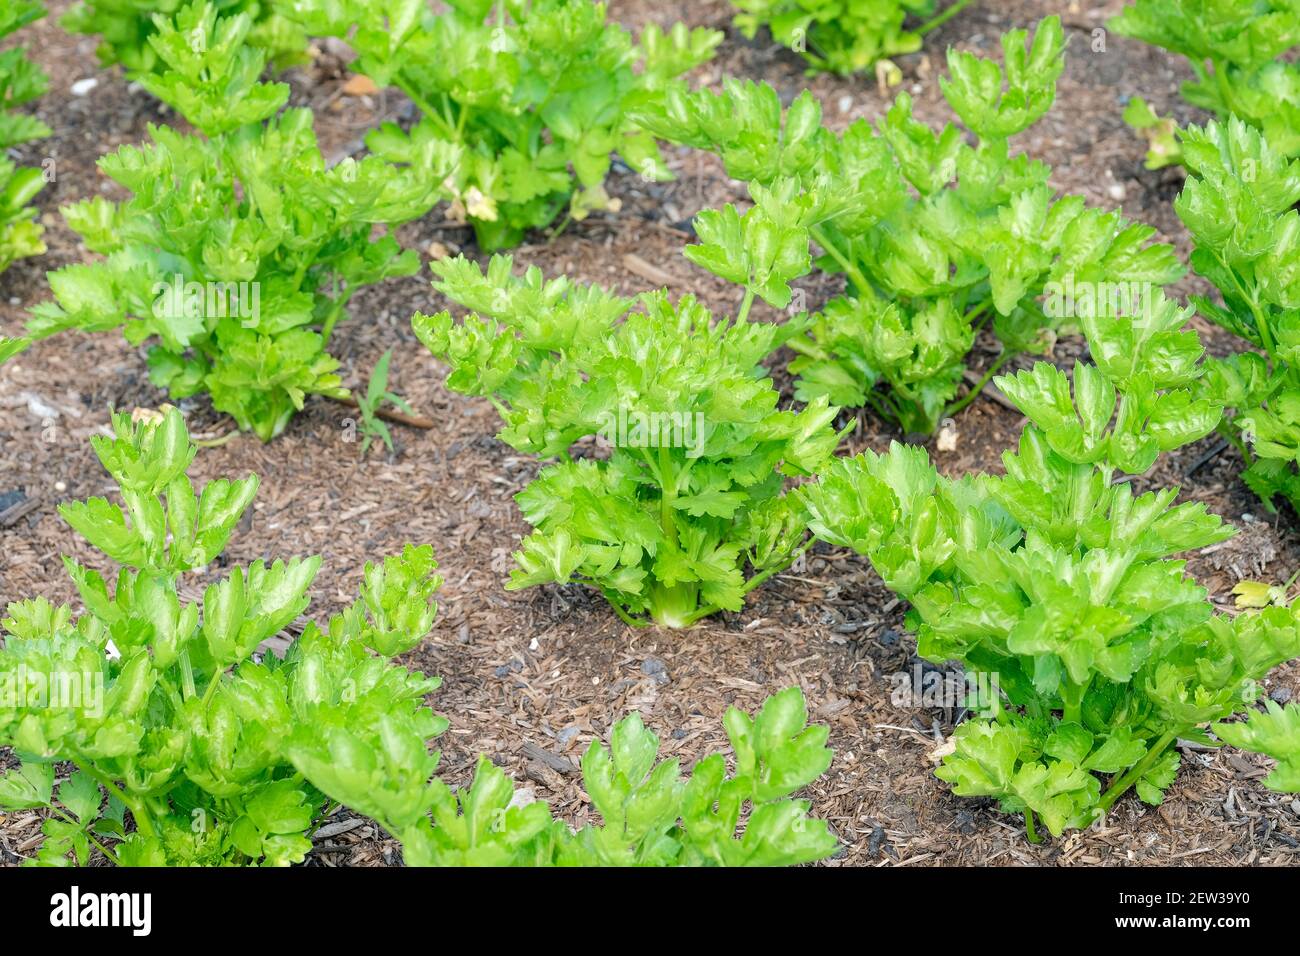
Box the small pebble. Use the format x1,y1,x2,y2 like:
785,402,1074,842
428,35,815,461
53,481,66,492
70,77,98,96
493,658,524,678
867,826,887,856
936,419,958,452
641,657,669,684
506,787,537,811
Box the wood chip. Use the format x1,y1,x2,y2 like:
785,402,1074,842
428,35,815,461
521,741,578,775
621,253,678,288
313,818,368,840
341,74,379,96
0,497,39,528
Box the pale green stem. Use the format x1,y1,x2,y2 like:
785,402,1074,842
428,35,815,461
944,349,1011,417
916,0,973,35
1098,731,1178,813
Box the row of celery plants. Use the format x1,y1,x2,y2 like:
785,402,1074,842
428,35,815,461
0,407,839,866
3,6,1298,849
410,15,1300,836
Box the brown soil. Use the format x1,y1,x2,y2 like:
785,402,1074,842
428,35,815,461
1,0,1298,867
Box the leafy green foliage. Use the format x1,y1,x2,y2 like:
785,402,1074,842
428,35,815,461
352,350,415,454
282,0,720,250
414,254,848,627
62,0,307,77
1111,0,1300,159
0,408,836,866
0,336,32,363
20,3,451,441
0,407,446,866
799,294,1300,839
386,686,838,866
729,0,972,76
636,16,1184,435
1215,701,1300,792
1175,118,1300,511
0,0,49,276
0,0,49,148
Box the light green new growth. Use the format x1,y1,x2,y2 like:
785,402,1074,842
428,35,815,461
18,3,454,441
387,686,839,866
62,0,308,77
0,0,50,283
635,17,1183,435
0,406,445,865
730,0,973,76
0,406,838,867
1175,117,1300,512
282,0,721,250
415,254,848,628
1215,701,1300,793
1111,0,1300,161
799,291,1300,839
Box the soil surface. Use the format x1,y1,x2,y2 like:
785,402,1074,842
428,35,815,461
2,0,1298,867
